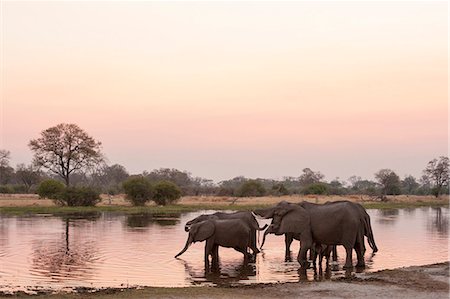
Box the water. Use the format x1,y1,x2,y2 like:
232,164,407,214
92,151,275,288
0,207,448,291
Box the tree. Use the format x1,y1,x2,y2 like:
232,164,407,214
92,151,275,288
0,149,14,185
401,175,419,195
15,163,42,192
152,181,182,205
122,176,153,206
298,168,324,186
374,169,401,196
423,156,449,198
235,180,266,197
29,123,104,186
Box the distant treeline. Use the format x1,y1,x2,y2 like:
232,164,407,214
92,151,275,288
0,123,448,199
0,158,448,198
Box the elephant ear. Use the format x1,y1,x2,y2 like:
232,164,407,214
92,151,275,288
192,220,215,242
278,206,310,234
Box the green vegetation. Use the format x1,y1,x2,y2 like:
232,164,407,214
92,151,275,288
122,177,153,206
57,186,101,206
37,179,65,199
152,180,182,205
236,180,266,197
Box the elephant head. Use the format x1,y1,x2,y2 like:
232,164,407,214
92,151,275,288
185,214,218,232
255,202,313,267
175,220,215,258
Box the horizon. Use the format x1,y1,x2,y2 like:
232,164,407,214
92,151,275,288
1,2,448,183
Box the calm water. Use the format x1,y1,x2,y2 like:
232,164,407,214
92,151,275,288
0,207,448,291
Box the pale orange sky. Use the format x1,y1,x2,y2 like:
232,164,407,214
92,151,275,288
1,1,448,182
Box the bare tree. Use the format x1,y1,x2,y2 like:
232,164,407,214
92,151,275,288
29,123,104,186
298,168,324,186
0,149,14,184
423,156,449,198
15,163,42,192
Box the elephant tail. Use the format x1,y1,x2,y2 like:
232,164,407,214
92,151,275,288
363,216,378,253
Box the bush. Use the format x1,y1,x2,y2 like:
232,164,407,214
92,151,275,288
302,183,328,195
0,185,14,194
37,179,65,199
57,186,101,206
122,177,153,206
271,183,290,196
236,180,266,197
152,181,182,205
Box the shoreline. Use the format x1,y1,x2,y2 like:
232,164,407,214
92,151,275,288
0,194,448,215
1,262,448,298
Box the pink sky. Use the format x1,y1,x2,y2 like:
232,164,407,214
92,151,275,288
1,2,448,182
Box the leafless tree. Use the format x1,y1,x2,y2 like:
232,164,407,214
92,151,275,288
29,123,104,186
423,156,449,198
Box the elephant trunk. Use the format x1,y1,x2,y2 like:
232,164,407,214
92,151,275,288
175,236,193,258
260,229,270,249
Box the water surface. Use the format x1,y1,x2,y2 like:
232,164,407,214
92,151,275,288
0,207,448,291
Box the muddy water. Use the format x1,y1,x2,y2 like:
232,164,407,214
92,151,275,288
0,207,448,291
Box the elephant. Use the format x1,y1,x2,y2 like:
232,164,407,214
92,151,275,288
184,211,267,259
254,201,369,269
259,201,377,262
175,219,258,270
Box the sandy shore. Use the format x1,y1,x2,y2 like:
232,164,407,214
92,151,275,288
2,263,448,298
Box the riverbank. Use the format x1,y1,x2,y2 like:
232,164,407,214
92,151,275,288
2,262,448,298
0,194,448,215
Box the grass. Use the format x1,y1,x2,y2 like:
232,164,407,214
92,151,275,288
0,200,448,216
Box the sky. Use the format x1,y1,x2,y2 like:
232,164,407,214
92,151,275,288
1,1,448,183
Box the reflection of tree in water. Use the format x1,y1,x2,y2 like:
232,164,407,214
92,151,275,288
376,209,399,225
0,217,8,250
427,208,448,236
31,217,99,282
126,213,180,229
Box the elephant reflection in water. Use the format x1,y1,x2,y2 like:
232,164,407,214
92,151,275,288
179,258,256,285
31,218,97,281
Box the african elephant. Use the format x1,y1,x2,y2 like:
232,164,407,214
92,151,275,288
175,219,258,270
259,201,377,263
184,211,267,258
254,201,367,269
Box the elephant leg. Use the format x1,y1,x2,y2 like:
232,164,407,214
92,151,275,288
285,234,294,261
343,245,353,269
297,239,312,269
211,244,220,269
204,240,214,271
332,245,338,262
234,246,249,265
354,242,365,268
251,230,260,255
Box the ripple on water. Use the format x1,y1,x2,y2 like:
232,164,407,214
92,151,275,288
0,208,448,290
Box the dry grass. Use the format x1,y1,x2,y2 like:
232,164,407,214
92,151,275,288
0,193,447,208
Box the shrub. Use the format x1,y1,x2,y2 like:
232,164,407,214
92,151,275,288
122,177,153,206
302,183,328,195
152,180,182,205
0,185,14,194
37,179,65,199
57,186,101,206
236,180,266,197
271,183,290,196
